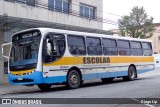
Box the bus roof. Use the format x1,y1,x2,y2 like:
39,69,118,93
13,28,152,42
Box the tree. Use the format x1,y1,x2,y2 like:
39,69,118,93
118,6,155,38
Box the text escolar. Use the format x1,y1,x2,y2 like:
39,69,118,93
83,57,110,64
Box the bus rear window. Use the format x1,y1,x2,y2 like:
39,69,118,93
142,42,152,56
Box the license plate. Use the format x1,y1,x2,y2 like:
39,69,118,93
18,78,23,80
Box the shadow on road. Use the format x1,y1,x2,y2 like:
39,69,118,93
1,77,153,96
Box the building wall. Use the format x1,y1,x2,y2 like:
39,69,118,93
72,0,103,18
150,25,160,53
0,29,4,83
0,0,103,29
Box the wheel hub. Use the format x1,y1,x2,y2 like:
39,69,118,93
70,74,78,85
130,69,135,78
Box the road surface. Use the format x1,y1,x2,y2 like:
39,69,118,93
1,69,160,107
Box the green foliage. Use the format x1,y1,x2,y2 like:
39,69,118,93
118,6,155,38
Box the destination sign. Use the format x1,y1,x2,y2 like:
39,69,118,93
12,30,41,41
22,32,38,39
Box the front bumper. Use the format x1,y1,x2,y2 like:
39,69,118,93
8,71,44,85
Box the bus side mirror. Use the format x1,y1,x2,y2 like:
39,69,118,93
1,42,11,59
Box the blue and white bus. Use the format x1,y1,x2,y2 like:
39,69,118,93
2,28,154,90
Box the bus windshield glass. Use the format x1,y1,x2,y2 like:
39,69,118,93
10,30,41,70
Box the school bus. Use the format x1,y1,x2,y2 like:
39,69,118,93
2,28,154,90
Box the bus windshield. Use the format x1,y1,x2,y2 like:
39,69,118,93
10,30,41,71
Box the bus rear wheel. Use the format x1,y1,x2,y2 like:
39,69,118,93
67,70,81,89
38,84,52,91
123,66,136,81
101,78,113,83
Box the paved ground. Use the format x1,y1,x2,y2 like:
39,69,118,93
0,68,160,107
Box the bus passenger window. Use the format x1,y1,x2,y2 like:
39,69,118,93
68,35,86,55
118,40,131,56
131,41,143,56
102,38,118,55
86,37,102,55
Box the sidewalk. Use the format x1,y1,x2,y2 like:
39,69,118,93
0,83,39,95
0,68,160,95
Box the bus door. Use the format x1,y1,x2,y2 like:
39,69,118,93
42,33,65,78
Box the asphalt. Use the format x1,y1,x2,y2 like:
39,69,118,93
0,83,39,95
0,68,160,107
0,68,160,96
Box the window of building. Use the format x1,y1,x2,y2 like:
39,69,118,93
86,37,102,55
5,0,35,6
55,0,62,11
68,35,86,55
102,38,118,55
131,41,143,56
142,42,152,56
80,4,95,19
16,0,26,4
5,0,16,3
48,0,69,13
26,0,35,6
118,40,131,56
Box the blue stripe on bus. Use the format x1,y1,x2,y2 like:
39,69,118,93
82,68,154,80
82,71,128,80
8,68,154,85
43,76,66,84
137,68,155,74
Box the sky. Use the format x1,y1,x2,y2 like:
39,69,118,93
103,0,160,30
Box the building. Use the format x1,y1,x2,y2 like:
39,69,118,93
150,23,160,54
0,0,113,83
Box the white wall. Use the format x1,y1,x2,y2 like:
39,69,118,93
0,0,103,29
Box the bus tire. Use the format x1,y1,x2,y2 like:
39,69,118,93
123,66,136,81
101,78,113,83
38,84,52,91
67,70,81,89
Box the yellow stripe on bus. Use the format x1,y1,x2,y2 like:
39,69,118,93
44,57,83,66
43,56,154,66
111,57,154,63
10,69,34,75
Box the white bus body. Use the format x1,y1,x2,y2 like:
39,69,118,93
6,28,154,90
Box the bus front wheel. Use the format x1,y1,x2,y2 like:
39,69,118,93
38,84,52,91
67,70,81,89
123,66,136,81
